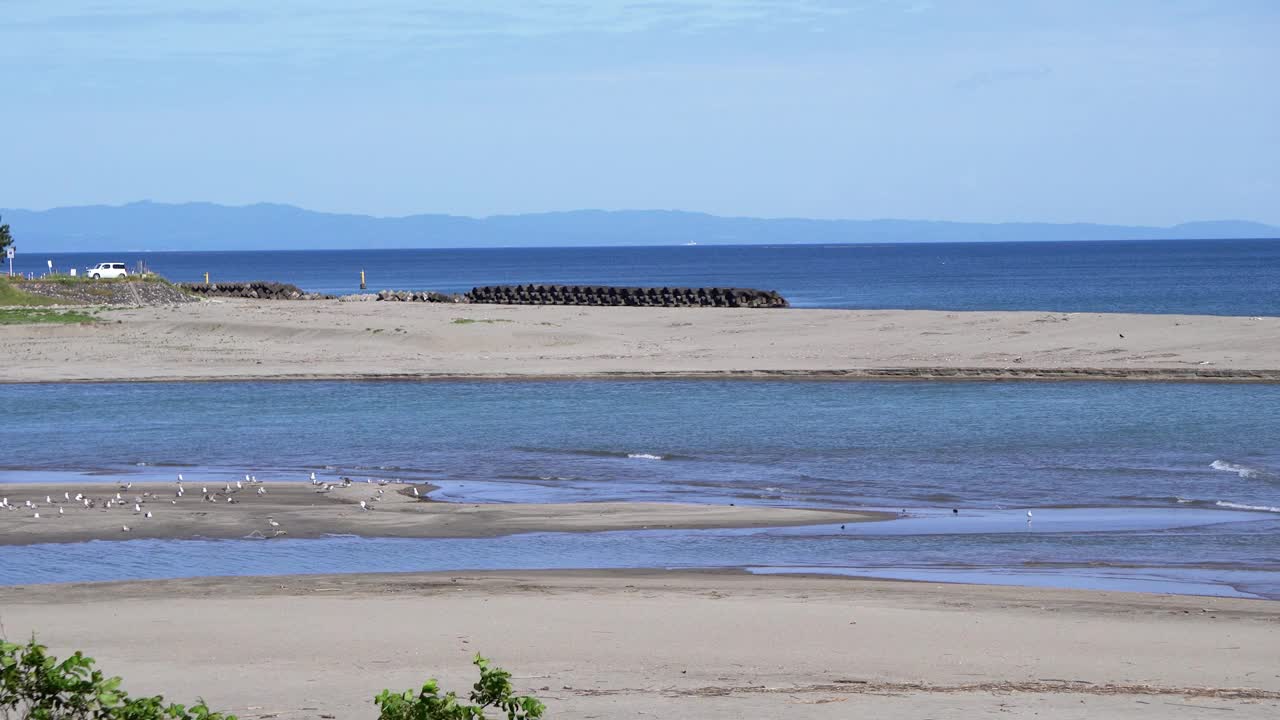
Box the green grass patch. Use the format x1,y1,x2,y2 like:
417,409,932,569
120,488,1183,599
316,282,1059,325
0,278,60,306
452,317,513,325
0,307,98,325
12,273,169,285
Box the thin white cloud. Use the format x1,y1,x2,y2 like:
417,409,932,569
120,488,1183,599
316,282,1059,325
2,0,880,65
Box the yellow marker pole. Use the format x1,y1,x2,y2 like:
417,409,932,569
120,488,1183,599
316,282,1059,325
360,270,366,290
204,272,210,284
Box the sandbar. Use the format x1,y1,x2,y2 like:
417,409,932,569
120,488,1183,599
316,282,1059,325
0,481,881,545
1,300,1277,383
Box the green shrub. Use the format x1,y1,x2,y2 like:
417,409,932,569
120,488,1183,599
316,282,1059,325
375,655,544,720
3,641,544,720
1,638,233,720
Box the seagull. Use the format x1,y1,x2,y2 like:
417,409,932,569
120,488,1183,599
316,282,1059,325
1026,510,1034,524
46,495,52,504
178,473,184,482
116,492,122,501
202,486,208,494
268,517,280,528
134,503,142,513
257,486,266,495
59,506,64,516
236,480,243,490
310,471,317,484
64,492,70,501
359,500,368,511
33,512,40,519
122,524,130,532
145,511,152,518
411,487,419,497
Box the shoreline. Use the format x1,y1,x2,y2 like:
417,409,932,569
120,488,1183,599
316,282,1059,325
3,570,1277,718
0,481,886,546
2,366,1279,384
2,301,1277,384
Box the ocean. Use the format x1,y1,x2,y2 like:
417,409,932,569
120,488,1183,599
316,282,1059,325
13,238,1280,315
3,380,1278,597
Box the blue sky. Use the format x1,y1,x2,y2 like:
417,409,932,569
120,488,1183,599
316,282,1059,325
4,1,1278,225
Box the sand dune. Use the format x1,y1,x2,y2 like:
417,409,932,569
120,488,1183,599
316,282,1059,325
3,571,1276,719
1,299,1277,383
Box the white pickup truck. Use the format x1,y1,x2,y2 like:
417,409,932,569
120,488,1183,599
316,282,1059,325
86,262,129,279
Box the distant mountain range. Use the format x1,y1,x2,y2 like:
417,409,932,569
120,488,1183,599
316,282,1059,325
2,201,1277,252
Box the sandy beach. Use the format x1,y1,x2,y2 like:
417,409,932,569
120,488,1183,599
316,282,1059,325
2,570,1276,719
0,481,881,545
1,299,1277,383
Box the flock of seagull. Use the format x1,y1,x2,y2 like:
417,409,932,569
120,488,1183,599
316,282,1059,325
1,470,421,537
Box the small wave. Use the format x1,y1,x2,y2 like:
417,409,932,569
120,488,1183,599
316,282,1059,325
1210,460,1269,480
514,446,692,461
1215,500,1280,513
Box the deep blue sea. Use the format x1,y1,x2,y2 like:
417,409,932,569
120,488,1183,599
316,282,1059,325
15,239,1280,315
2,381,1278,598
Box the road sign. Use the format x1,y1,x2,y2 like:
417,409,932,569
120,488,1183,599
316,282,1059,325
4,247,12,259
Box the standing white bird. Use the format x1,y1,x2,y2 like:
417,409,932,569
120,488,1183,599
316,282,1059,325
310,471,317,484
33,512,40,519
202,486,208,494
134,503,142,513
359,500,368,511
1026,511,1034,523
145,511,152,518
268,517,280,527
64,492,70,501
59,506,64,516
411,487,419,497
236,480,243,490
257,486,266,495
116,492,122,501
46,495,52,504
122,525,130,532
178,473,184,482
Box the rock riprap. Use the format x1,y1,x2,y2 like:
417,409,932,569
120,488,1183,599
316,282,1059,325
179,282,334,300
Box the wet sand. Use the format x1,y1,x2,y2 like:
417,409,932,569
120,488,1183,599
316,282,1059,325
0,481,882,545
1,299,1277,383
1,570,1276,719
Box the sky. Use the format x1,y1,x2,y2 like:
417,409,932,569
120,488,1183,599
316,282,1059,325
3,1,1278,225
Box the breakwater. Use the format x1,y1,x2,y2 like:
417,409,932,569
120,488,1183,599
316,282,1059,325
465,285,788,308
182,282,789,308
179,282,334,300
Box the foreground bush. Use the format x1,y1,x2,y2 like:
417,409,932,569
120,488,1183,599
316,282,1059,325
2,639,543,720
375,655,545,720
0,639,233,720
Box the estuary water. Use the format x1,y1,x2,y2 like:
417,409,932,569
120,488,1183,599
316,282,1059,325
2,380,1278,597
17,239,1280,315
